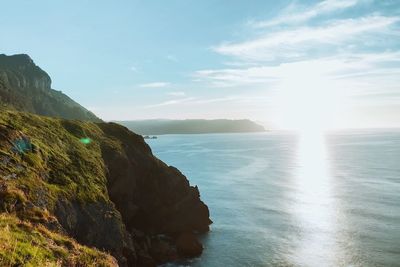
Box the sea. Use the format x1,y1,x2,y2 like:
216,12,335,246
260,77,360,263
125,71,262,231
146,130,400,267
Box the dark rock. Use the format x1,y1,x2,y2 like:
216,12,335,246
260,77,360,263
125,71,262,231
176,232,203,257
98,123,212,235
54,198,136,266
136,250,157,267
149,238,176,263
97,122,211,264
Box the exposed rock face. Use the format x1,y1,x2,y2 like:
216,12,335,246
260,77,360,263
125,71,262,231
0,54,51,91
98,122,212,236
0,54,101,122
54,198,136,266
176,232,203,257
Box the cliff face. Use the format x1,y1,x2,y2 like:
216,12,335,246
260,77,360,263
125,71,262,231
0,55,211,266
0,110,211,266
99,122,211,236
0,54,101,122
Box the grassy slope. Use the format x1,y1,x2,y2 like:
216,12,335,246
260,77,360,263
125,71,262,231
0,108,211,266
0,109,119,266
0,109,108,205
0,213,116,266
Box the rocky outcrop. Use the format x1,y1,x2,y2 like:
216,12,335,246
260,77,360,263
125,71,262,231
98,122,212,236
0,54,51,91
54,198,136,266
176,232,203,257
0,54,101,122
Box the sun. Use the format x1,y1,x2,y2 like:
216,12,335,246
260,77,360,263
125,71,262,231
273,73,344,133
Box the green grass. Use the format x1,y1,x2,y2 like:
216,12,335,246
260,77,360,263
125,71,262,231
0,109,124,265
0,213,116,266
0,109,109,208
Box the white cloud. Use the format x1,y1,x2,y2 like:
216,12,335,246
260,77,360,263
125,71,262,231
190,1,400,127
139,82,171,88
191,96,238,104
195,52,400,88
196,52,400,129
250,0,360,28
215,15,399,62
130,66,139,72
167,91,186,96
145,97,196,108
145,95,267,108
195,67,278,87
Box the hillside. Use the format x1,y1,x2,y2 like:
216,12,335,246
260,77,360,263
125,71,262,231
117,119,266,135
0,109,211,266
0,55,211,267
0,54,100,122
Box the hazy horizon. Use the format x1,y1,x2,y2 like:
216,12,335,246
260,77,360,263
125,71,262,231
2,0,400,130
113,118,400,131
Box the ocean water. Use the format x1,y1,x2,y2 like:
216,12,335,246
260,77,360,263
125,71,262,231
147,130,400,267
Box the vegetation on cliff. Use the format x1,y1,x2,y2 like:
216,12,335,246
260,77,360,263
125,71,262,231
0,108,211,266
0,213,116,266
0,54,211,266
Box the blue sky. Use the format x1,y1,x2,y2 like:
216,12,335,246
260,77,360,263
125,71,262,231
1,0,400,128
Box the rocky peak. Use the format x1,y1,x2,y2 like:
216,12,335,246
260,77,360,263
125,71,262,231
0,54,101,122
0,54,51,91
0,54,35,67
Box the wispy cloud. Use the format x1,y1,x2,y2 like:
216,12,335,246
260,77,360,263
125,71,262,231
203,0,400,92
167,91,186,96
215,15,399,62
144,95,266,108
195,67,278,87
250,0,360,28
145,97,196,108
196,52,400,88
139,82,171,88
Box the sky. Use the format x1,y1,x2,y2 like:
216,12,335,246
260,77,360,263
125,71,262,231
1,0,400,129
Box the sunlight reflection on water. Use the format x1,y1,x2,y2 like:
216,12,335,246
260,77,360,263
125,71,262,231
153,131,400,267
290,132,339,267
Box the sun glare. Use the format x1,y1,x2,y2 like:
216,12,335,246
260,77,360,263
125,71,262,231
273,70,345,133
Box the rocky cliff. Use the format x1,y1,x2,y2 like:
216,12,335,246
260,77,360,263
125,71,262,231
0,55,211,266
0,54,101,122
0,109,211,266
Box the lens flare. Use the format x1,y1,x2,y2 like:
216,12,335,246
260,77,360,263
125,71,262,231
79,137,92,145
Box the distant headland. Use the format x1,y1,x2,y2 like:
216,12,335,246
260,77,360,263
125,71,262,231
116,119,266,135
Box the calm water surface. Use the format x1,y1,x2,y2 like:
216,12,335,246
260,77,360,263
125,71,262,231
147,130,400,267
